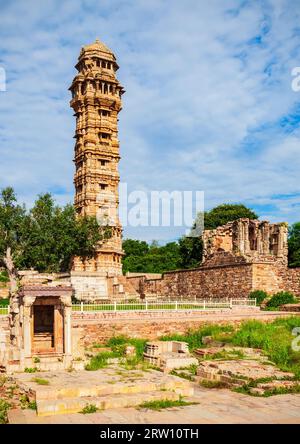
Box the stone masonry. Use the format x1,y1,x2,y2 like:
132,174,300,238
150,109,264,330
69,39,125,300
128,219,300,300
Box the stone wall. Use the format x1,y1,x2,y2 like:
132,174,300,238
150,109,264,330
135,263,253,300
71,310,296,347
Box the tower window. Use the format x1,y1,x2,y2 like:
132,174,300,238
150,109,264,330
99,109,110,117
99,132,110,140
77,185,83,193
99,160,107,166
100,183,108,190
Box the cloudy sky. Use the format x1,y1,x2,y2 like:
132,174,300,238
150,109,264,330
0,0,300,242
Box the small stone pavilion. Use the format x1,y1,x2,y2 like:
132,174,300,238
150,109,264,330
5,284,73,372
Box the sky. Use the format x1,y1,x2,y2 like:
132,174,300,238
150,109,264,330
0,0,300,243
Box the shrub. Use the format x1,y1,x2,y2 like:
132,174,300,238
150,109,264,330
266,292,296,308
249,290,268,305
81,403,97,414
0,271,9,283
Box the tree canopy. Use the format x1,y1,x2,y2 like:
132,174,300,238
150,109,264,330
0,188,110,291
203,204,258,230
288,222,300,268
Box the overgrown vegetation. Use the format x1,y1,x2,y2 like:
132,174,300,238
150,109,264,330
230,317,300,377
0,399,11,424
138,396,198,411
31,378,49,385
160,324,235,350
19,394,37,411
266,292,297,309
86,336,149,371
200,380,229,389
249,290,268,305
80,403,98,414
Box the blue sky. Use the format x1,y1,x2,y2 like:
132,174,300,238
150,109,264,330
0,0,300,243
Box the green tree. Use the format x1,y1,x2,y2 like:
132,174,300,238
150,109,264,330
178,236,203,269
0,188,111,295
204,204,258,230
288,222,300,267
122,239,180,274
0,187,29,296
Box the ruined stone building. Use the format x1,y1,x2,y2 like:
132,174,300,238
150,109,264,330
128,219,300,300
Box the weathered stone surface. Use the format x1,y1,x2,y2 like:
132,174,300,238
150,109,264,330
70,40,124,285
196,359,294,386
14,366,193,416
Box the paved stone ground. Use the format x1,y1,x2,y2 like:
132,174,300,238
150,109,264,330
8,386,300,424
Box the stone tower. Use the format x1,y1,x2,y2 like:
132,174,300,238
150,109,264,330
69,39,125,300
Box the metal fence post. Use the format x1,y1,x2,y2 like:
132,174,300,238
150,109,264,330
114,301,117,312
203,299,206,310
80,301,83,313
230,298,232,309
145,300,148,311
175,301,178,310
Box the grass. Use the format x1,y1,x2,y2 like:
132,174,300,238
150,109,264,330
170,364,198,381
31,378,50,385
85,336,148,371
80,403,98,414
85,351,120,370
200,380,229,389
159,324,235,351
0,399,11,424
138,396,198,411
234,378,300,397
24,367,39,373
230,317,300,377
19,395,37,410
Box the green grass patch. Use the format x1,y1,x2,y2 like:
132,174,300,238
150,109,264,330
24,367,39,373
85,351,120,371
106,335,148,359
159,324,235,350
230,317,300,377
0,399,11,424
19,395,37,411
31,378,50,385
200,379,229,389
80,403,98,414
138,396,198,411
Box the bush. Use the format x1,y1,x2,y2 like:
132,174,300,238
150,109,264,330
0,271,9,283
266,292,296,308
249,290,268,305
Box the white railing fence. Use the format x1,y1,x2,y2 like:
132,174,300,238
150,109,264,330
0,299,257,316
72,298,256,313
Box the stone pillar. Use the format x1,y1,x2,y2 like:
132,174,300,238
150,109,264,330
23,296,36,359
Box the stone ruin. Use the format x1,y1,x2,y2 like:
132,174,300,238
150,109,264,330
1,282,74,373
143,341,198,372
203,218,288,266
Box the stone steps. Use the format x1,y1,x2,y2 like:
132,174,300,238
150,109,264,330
30,378,192,402
15,367,193,417
36,390,180,416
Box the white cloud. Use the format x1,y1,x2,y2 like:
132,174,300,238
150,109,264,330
0,0,300,242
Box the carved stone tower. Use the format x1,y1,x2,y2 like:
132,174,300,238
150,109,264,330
69,39,125,300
